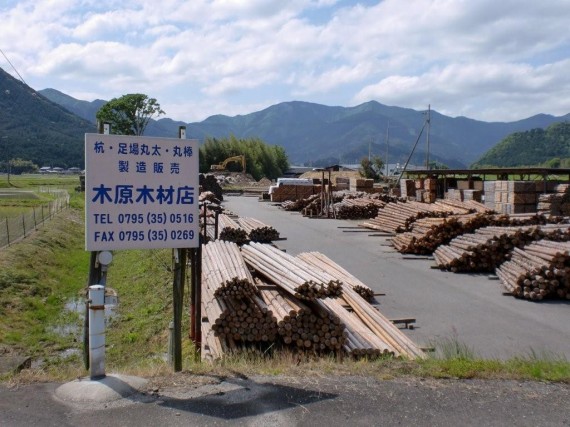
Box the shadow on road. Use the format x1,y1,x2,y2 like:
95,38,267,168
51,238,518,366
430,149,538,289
158,377,337,420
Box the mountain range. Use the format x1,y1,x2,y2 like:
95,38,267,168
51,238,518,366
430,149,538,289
2,65,569,169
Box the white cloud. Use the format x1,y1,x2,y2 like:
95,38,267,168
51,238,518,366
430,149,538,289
1,0,569,123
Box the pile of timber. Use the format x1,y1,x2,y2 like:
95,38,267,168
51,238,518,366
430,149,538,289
218,213,248,244
333,198,386,219
319,296,394,357
281,194,320,211
237,217,280,243
392,211,559,255
202,240,258,298
497,240,570,300
259,282,347,353
201,241,278,359
360,200,458,233
297,251,375,301
392,213,489,255
241,242,343,300
340,286,426,359
433,224,570,273
537,184,570,216
199,191,221,204
202,241,426,360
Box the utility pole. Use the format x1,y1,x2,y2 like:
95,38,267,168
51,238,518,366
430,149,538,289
384,121,390,177
425,104,431,169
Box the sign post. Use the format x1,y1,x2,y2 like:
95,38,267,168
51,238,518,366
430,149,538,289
85,132,199,372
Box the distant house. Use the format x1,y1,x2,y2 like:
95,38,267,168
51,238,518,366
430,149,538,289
39,166,51,174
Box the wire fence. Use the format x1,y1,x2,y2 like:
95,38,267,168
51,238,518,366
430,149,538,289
0,190,70,249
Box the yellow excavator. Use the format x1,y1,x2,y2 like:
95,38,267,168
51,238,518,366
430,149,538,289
210,155,246,172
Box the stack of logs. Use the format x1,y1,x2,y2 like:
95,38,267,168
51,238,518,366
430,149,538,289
201,241,278,359
241,242,343,300
237,217,280,243
496,240,570,300
297,251,375,301
433,224,570,273
333,197,386,219
202,240,426,360
218,213,249,245
360,200,462,233
258,282,347,353
281,194,320,211
392,212,557,255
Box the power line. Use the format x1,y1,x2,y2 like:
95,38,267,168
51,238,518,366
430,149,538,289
0,48,27,86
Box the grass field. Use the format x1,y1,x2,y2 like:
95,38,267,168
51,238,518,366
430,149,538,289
1,186,569,384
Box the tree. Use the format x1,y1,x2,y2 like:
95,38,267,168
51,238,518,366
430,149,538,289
96,94,165,135
359,156,384,180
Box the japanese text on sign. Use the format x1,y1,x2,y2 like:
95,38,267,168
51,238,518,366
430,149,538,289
85,134,199,251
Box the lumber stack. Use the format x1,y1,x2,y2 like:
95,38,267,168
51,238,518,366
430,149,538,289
201,241,278,349
537,183,570,216
492,180,538,214
433,224,570,273
392,210,552,255
319,296,394,357
392,214,492,255
202,240,258,298
297,251,375,301
281,194,320,211
333,197,385,219
271,184,318,202
497,240,570,300
341,287,426,359
360,200,454,233
218,213,248,244
259,283,347,353
241,242,343,301
237,217,280,243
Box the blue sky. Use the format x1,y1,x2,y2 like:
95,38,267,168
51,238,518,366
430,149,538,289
1,0,570,123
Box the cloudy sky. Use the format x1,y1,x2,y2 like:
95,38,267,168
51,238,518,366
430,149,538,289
1,0,569,123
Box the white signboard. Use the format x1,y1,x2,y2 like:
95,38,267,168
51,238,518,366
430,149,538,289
85,134,199,250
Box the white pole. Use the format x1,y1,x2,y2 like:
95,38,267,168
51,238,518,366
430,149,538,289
89,285,106,379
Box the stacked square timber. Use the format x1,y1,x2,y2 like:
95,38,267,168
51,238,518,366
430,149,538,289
492,181,537,214
400,179,416,199
270,184,319,202
350,178,374,192
537,183,570,216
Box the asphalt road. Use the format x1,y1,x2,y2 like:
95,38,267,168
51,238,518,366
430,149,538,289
223,195,570,359
2,375,570,426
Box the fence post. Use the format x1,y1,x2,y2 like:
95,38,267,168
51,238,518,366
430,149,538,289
33,207,37,230
22,213,26,237
5,218,9,246
41,205,44,224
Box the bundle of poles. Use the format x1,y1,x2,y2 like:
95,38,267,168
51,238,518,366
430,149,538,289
333,198,386,220
217,213,249,244
201,241,278,359
237,217,280,243
392,211,559,255
433,224,570,273
497,240,570,300
360,200,461,234
241,242,343,300
201,240,426,360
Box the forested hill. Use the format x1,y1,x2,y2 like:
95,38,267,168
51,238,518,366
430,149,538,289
473,122,570,167
0,67,96,168
41,87,570,169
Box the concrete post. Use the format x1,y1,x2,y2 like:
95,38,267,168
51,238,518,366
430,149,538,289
89,285,106,379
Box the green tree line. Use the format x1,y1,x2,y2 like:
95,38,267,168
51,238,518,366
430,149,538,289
473,122,570,168
199,136,289,180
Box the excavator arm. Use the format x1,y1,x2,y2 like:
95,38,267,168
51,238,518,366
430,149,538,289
210,155,246,172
